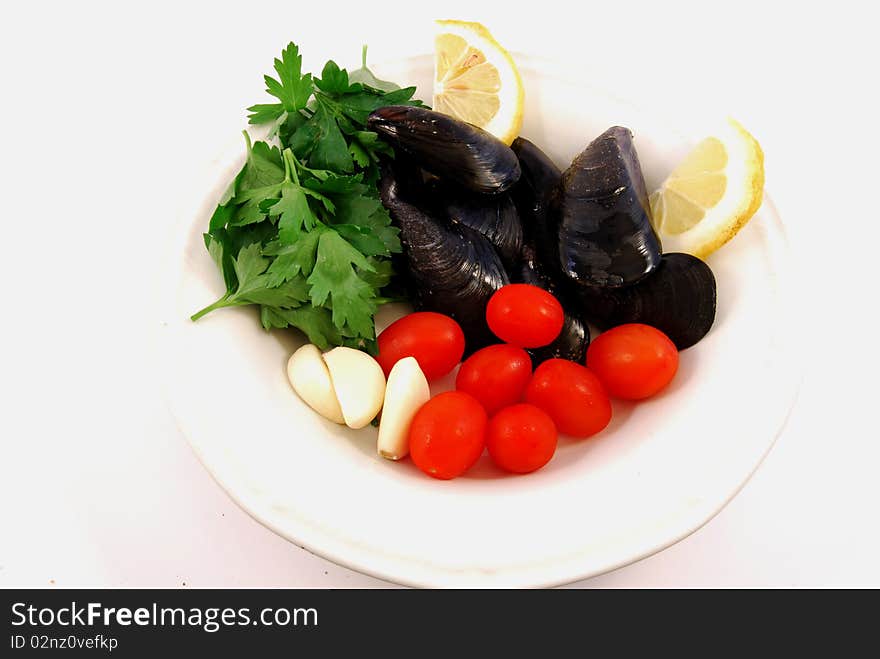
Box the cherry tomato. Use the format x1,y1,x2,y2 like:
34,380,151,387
455,344,533,415
525,359,612,438
586,324,679,400
487,404,558,474
376,312,465,380
408,391,487,480
486,284,565,348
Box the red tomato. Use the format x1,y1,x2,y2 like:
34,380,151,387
455,344,533,415
408,392,487,480
487,404,558,474
586,324,679,400
376,312,465,380
525,359,612,438
486,284,565,348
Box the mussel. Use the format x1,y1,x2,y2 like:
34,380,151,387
379,164,509,354
368,106,521,194
509,243,552,290
432,181,523,269
574,253,716,350
509,243,591,365
529,314,591,365
550,126,662,288
510,137,562,268
505,141,590,364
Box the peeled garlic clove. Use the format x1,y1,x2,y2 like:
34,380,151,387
286,344,345,424
378,357,430,460
322,347,386,429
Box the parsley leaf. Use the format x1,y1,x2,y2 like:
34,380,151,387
191,243,310,320
307,231,376,337
195,41,416,347
240,277,310,307
305,100,355,173
315,61,355,95
260,305,290,331
247,43,313,123
247,104,285,125
263,305,344,350
263,228,324,286
239,133,285,191
360,257,395,290
226,220,278,252
346,129,393,167
209,201,236,234
204,231,237,293
330,85,422,125
347,46,400,92
333,224,389,258
229,197,269,226
191,244,265,320
212,133,284,229
326,189,400,256
302,171,366,194
232,242,268,284
272,185,316,243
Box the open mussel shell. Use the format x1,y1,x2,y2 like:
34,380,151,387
573,253,716,350
509,243,590,365
368,106,521,194
550,126,662,288
431,181,523,269
379,164,509,355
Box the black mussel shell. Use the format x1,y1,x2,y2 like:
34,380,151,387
574,253,716,350
511,137,562,263
509,243,590,365
383,149,427,194
379,166,509,355
368,106,521,194
509,242,555,292
528,313,590,365
550,126,662,288
431,181,523,269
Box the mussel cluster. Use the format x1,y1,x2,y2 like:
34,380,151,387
370,106,717,360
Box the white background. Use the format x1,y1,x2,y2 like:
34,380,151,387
1,0,878,587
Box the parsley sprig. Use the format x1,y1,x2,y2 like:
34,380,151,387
192,43,423,352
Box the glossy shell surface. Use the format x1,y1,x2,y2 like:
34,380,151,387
575,252,716,350
551,126,662,288
379,166,509,354
368,105,521,194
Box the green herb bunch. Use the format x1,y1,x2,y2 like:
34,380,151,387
191,44,423,352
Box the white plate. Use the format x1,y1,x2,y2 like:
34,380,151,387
159,54,800,588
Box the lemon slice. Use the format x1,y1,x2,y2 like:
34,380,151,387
649,118,765,258
433,19,524,145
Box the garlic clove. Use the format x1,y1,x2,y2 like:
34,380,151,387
322,347,386,429
377,357,430,460
287,344,345,425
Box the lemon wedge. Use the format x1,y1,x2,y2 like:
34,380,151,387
433,19,524,145
649,118,765,258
